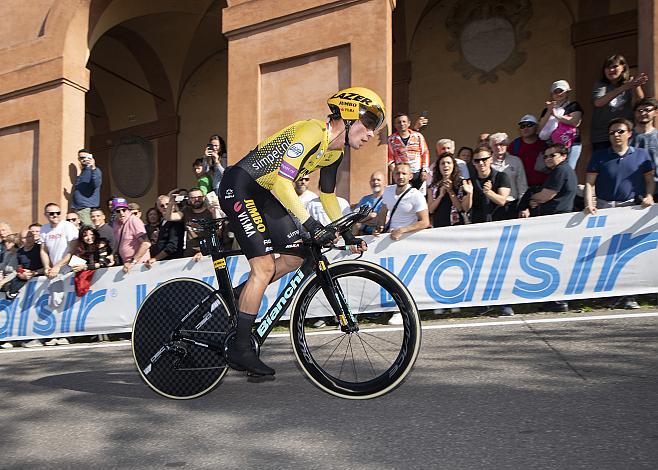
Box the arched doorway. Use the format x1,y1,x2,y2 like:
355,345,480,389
85,0,228,211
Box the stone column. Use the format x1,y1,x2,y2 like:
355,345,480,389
222,0,394,203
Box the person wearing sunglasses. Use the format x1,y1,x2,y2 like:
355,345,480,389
39,203,79,280
518,144,577,219
508,114,548,187
218,87,384,376
584,117,655,216
630,97,658,198
111,197,151,274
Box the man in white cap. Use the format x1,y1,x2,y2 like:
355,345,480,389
508,114,548,188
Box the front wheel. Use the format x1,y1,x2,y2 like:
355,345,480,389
290,260,421,399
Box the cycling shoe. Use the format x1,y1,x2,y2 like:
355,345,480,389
226,343,275,376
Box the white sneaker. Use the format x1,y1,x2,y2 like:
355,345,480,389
388,313,403,325
312,319,326,328
450,308,461,313
23,339,44,348
45,338,59,346
1,342,14,349
56,338,70,345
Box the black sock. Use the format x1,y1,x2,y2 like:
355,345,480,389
235,311,255,349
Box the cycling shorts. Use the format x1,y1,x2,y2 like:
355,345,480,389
219,166,305,259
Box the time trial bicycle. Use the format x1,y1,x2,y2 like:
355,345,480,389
131,207,421,400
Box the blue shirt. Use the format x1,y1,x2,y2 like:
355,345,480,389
356,193,383,235
631,129,658,183
72,167,103,209
587,146,655,202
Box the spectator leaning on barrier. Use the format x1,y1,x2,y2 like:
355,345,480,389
111,197,151,274
518,144,577,218
584,118,655,213
376,163,430,241
70,226,115,297
489,133,528,219
8,229,45,299
40,202,78,280
146,195,185,268
631,97,658,197
355,171,386,235
518,143,577,313
427,152,473,228
591,54,648,152
584,117,655,310
470,147,512,224
90,207,115,248
72,149,102,227
387,113,430,190
508,114,547,187
376,163,429,325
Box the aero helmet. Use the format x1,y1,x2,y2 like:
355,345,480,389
327,87,386,133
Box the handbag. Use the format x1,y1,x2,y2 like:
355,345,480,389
551,122,577,148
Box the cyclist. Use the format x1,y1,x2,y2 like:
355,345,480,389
219,87,386,376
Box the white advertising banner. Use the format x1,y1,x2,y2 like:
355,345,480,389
1,205,657,341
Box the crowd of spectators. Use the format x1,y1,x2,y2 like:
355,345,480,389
1,53,656,342
376,53,656,321
0,135,227,348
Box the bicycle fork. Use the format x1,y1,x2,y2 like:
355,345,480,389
315,256,359,333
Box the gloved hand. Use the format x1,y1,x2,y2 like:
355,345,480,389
303,217,337,247
341,229,366,249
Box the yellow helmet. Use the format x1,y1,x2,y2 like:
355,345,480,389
327,87,386,132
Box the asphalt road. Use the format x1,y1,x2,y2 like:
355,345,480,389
1,311,657,470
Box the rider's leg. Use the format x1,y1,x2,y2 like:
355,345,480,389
233,253,304,301
229,254,276,375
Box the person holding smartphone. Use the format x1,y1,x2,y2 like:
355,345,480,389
72,149,102,227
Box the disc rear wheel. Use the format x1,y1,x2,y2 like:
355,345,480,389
132,278,232,399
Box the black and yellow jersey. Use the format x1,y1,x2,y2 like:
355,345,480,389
234,119,344,224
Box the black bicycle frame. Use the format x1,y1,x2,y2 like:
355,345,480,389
172,230,357,351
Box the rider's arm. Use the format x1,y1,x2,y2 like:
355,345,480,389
318,156,344,222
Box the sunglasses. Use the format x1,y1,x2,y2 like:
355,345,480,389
473,157,491,163
66,218,79,222
519,123,535,129
608,129,628,136
46,211,61,216
115,208,130,213
636,107,655,114
543,153,562,159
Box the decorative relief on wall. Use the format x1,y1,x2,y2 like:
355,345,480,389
445,0,532,83
110,136,154,198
